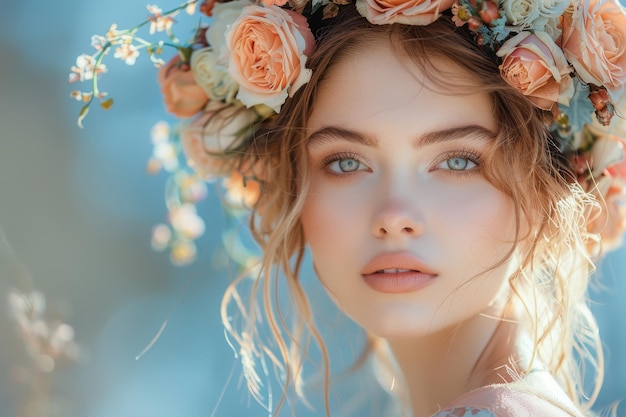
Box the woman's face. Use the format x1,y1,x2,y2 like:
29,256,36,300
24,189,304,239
301,43,520,339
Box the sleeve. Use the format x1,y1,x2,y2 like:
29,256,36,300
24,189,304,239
433,382,585,417
432,407,496,417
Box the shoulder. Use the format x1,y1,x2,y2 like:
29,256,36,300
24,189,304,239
432,372,586,417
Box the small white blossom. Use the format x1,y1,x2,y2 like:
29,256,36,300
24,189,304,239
147,5,177,34
114,43,140,65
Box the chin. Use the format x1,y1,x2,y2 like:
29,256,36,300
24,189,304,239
349,305,443,339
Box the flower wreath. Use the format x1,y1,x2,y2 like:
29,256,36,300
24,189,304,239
70,0,626,264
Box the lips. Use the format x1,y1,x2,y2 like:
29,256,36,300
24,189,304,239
361,252,438,293
362,252,437,275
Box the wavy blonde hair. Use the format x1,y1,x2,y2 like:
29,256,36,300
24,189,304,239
221,9,603,416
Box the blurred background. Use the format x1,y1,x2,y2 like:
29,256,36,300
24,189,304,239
0,1,625,416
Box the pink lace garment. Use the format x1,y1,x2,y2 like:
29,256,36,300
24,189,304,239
431,372,585,417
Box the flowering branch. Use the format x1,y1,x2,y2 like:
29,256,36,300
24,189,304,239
69,1,201,127
146,121,209,266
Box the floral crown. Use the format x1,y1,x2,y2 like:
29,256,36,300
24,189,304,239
70,0,626,264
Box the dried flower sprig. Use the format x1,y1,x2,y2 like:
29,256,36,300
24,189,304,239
8,289,80,374
147,121,209,266
69,1,201,128
146,119,262,267
452,0,509,47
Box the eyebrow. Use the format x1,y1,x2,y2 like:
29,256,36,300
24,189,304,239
306,124,496,149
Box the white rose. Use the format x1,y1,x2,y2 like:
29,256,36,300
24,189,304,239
540,16,562,40
537,0,570,19
503,0,540,28
191,47,239,104
511,0,568,33
180,101,259,178
206,0,252,50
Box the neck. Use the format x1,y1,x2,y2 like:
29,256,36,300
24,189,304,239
386,305,520,417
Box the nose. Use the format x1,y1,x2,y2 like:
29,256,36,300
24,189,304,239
371,204,424,239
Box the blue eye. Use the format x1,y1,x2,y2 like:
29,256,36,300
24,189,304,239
444,157,476,171
435,150,481,173
326,155,368,173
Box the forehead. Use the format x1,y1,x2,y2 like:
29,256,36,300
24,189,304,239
307,43,496,134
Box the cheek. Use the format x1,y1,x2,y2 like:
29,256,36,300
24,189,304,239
300,183,373,301
427,182,517,273
302,194,356,253
429,185,518,314
437,182,515,240
301,179,370,244
301,198,347,300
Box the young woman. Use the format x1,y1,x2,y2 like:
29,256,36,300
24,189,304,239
71,0,626,415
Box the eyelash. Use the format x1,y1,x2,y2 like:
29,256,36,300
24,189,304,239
321,152,369,177
431,149,484,177
319,148,484,178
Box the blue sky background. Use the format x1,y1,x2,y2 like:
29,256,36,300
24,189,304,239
0,2,625,417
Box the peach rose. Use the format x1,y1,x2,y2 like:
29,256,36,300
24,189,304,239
561,0,626,102
356,0,455,25
497,31,574,110
158,56,209,118
180,101,258,178
205,0,252,50
224,5,315,113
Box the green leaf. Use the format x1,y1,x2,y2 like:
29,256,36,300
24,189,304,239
77,104,90,129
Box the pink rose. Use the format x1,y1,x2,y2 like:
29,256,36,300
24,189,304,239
497,31,574,110
261,0,288,6
180,101,258,178
224,5,315,113
356,0,455,25
158,56,209,118
561,0,626,102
